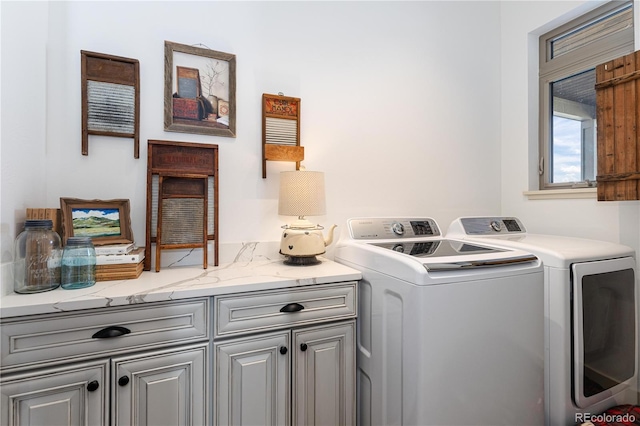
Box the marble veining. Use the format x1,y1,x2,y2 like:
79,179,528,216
233,242,261,262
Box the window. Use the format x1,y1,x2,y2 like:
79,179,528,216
539,1,634,190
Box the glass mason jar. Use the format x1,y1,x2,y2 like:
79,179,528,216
13,219,62,293
61,237,96,290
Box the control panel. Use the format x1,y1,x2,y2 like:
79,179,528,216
348,218,441,240
458,217,526,235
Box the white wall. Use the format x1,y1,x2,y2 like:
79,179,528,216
6,0,638,276
1,0,503,270
0,2,50,262
499,0,640,256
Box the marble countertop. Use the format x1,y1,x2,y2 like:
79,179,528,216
0,258,361,319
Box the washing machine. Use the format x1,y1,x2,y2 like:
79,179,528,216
447,216,638,425
334,217,545,426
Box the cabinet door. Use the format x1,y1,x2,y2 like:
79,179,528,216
112,343,207,426
0,360,108,426
215,331,290,426
293,320,355,426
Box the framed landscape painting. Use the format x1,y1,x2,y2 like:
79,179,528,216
60,198,133,245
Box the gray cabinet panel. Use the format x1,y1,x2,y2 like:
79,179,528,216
214,282,357,426
293,321,356,426
0,360,108,426
214,331,290,426
1,298,209,373
112,344,208,426
215,282,356,337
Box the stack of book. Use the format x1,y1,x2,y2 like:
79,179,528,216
95,243,145,281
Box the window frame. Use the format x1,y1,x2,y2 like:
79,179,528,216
538,1,634,190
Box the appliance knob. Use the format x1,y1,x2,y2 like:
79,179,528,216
391,222,405,236
490,221,502,232
392,244,405,253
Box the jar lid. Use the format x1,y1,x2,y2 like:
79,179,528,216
66,236,94,247
24,219,53,229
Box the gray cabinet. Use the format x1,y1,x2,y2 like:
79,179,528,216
215,331,290,425
293,322,355,426
0,299,210,426
112,344,207,426
0,298,209,372
0,280,357,426
214,282,357,426
0,361,108,426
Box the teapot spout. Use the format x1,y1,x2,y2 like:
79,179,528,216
324,224,337,247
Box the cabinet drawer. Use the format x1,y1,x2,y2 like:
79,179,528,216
1,298,209,373
214,282,356,337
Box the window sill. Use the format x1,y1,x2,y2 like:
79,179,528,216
523,188,597,200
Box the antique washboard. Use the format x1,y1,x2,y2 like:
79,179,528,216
262,93,304,178
145,140,219,271
81,50,140,158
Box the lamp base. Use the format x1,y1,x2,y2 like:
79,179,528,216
283,255,321,266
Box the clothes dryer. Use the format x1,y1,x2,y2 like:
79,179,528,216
334,217,545,426
447,217,638,425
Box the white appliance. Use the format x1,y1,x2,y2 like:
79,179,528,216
334,217,545,426
447,216,638,426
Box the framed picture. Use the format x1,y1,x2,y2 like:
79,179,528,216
164,41,236,137
60,198,133,245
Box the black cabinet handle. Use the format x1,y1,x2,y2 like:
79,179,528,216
118,376,130,387
279,303,304,313
300,343,308,352
87,380,100,392
92,326,131,339
279,346,288,355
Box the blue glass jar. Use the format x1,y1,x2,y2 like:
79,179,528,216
61,237,96,289
13,220,61,293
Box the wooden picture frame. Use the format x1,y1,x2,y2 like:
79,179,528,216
164,41,236,138
60,198,133,245
81,50,140,158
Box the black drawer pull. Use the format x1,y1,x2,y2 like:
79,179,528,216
118,376,130,386
279,303,304,313
87,380,100,392
92,326,131,339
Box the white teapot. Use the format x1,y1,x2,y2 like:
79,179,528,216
279,223,337,265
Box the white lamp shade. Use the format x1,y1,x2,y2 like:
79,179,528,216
278,171,326,217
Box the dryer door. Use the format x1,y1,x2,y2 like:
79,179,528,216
572,256,637,409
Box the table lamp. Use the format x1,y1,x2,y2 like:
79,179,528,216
278,170,337,265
